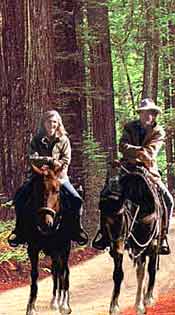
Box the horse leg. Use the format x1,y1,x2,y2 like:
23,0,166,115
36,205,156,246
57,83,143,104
50,255,59,310
26,246,39,315
50,252,72,314
58,254,72,314
144,254,157,306
109,253,124,315
135,257,147,315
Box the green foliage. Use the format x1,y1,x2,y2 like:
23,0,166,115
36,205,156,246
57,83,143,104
83,133,107,177
0,220,28,263
106,0,175,177
0,220,15,234
0,248,28,264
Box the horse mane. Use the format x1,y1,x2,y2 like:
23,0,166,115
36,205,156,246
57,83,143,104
120,171,156,215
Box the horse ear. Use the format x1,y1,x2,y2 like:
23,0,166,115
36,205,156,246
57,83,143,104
31,164,44,175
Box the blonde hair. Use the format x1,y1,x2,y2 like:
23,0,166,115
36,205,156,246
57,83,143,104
37,110,67,137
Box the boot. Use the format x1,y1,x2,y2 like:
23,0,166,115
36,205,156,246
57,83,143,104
92,213,109,250
72,214,88,246
159,235,171,255
8,228,26,247
8,215,26,247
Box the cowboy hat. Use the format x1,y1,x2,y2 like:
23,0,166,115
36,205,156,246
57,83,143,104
137,98,161,114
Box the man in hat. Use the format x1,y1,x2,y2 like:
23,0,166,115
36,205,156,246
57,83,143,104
92,98,174,254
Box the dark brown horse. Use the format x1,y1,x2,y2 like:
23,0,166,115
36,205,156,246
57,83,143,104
24,164,72,315
104,166,163,315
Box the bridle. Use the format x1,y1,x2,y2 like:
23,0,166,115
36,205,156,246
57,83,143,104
38,207,57,218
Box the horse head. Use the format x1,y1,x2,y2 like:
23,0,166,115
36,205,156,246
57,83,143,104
31,164,62,234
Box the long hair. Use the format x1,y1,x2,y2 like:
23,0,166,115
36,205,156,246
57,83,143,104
37,110,67,138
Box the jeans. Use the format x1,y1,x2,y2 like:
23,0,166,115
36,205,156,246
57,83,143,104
61,179,82,214
158,181,174,230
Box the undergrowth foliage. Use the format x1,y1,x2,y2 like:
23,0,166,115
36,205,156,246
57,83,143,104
0,220,28,263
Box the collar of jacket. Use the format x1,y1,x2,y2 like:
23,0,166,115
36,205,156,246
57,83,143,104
135,120,157,129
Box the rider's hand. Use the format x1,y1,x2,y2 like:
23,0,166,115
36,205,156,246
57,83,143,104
52,159,63,168
45,157,54,163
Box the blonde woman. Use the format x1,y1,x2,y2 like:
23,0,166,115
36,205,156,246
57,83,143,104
8,110,88,247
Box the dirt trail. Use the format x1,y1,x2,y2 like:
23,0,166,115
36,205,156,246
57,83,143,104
0,218,175,315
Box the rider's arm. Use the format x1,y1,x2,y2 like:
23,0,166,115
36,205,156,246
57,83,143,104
137,127,165,167
52,135,71,169
119,124,165,168
119,125,142,159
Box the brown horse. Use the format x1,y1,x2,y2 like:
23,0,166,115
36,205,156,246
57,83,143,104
25,164,72,315
104,166,163,315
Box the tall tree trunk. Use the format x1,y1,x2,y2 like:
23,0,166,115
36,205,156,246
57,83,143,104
52,0,86,184
87,0,117,164
0,1,26,193
142,0,160,101
0,0,55,196
151,0,160,102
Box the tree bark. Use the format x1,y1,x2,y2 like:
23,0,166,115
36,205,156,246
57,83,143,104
52,0,87,183
87,0,117,164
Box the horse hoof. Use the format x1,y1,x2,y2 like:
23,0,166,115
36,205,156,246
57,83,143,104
59,305,72,314
144,295,154,307
50,298,59,310
136,306,146,315
109,306,121,315
26,306,36,315
50,302,58,310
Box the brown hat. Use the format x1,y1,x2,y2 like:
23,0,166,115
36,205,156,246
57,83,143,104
137,98,161,114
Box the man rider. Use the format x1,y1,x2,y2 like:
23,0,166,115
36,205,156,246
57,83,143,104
92,98,174,255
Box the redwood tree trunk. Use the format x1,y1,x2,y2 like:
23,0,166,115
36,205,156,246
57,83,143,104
142,0,160,101
0,0,55,196
52,0,86,184
87,0,117,162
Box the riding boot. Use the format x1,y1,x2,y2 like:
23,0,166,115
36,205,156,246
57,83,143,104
71,214,88,246
159,210,171,255
159,234,171,255
8,213,26,247
92,212,109,250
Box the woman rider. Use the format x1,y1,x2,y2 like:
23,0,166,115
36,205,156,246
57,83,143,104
8,110,88,247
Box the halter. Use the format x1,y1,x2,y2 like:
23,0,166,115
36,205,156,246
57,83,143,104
38,207,57,218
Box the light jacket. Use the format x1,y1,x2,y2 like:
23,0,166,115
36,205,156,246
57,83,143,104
28,134,71,179
119,120,165,182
